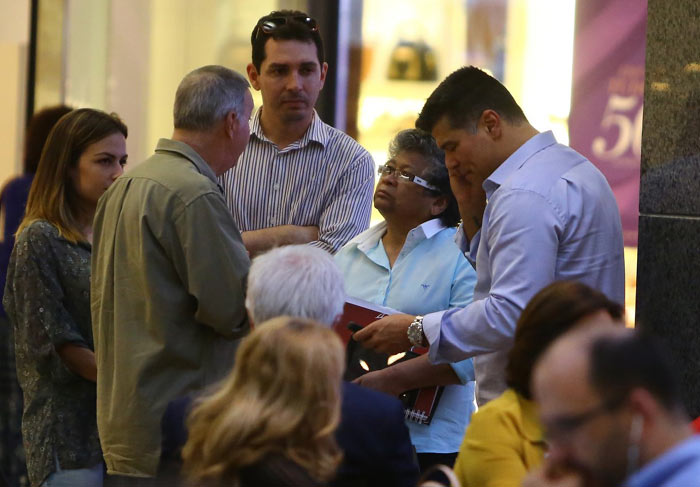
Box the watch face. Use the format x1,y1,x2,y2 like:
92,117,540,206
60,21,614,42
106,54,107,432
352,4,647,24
408,320,422,346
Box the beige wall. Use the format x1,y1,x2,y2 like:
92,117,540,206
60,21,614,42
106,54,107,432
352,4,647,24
10,0,300,168
0,0,30,183
142,0,276,164
73,0,277,165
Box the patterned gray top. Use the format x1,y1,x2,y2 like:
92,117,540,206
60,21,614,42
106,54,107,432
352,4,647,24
3,220,102,486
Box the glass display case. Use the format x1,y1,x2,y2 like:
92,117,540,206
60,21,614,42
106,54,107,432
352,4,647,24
340,0,576,221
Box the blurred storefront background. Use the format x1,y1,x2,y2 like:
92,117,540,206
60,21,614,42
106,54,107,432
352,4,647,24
1,0,644,323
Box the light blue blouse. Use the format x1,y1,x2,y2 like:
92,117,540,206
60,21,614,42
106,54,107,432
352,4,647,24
335,219,478,453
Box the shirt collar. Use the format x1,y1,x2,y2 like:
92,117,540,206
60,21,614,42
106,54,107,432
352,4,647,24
250,107,328,149
484,130,557,197
154,138,218,185
419,218,445,239
349,218,446,253
624,436,700,487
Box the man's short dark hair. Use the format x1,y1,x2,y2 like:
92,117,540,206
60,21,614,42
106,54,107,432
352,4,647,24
251,10,325,72
589,332,685,413
506,281,624,399
388,129,460,227
416,66,528,133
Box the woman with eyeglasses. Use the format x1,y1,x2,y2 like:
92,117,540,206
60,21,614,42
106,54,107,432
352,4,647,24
3,108,127,487
334,128,477,473
453,280,623,487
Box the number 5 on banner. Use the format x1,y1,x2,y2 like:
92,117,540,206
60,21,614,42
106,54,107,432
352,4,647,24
592,94,643,160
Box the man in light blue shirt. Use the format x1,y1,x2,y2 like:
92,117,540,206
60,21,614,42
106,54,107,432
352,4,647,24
531,327,699,487
355,66,625,405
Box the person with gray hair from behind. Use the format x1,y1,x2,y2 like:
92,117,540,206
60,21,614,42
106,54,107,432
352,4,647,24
241,245,420,486
91,65,253,486
245,244,345,326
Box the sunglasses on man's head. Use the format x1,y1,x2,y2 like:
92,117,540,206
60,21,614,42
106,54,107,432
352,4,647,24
254,16,319,39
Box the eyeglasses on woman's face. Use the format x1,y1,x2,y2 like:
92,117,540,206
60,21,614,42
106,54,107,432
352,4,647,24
377,164,438,191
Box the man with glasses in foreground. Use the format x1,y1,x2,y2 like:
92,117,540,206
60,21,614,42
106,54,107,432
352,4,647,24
529,327,700,487
220,10,374,255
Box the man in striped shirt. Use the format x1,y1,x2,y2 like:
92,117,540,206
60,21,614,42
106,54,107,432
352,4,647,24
220,10,375,255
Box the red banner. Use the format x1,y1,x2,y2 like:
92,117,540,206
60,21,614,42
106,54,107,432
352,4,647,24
568,0,647,246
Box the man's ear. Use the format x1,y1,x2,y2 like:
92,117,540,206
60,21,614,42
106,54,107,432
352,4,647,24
225,110,239,139
430,195,449,217
627,387,659,427
480,109,502,139
247,63,261,91
246,304,255,329
247,314,255,329
319,62,329,89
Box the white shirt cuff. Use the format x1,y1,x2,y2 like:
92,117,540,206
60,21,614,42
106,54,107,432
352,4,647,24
423,310,447,364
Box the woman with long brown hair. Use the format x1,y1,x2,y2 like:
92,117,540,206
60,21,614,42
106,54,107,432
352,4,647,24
3,108,127,487
183,316,344,486
0,104,72,487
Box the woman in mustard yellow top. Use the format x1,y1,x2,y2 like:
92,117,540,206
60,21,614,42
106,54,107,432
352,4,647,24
453,281,624,487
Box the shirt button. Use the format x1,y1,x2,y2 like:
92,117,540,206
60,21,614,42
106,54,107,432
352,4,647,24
273,183,280,191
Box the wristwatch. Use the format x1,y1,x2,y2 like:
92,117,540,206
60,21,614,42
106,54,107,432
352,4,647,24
407,315,427,347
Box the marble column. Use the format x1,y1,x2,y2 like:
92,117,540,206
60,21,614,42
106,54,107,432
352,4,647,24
636,0,700,417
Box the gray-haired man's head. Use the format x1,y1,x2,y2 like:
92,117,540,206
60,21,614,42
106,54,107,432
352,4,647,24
174,65,250,131
246,245,345,326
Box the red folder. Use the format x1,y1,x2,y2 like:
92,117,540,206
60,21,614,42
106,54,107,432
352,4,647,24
334,297,443,425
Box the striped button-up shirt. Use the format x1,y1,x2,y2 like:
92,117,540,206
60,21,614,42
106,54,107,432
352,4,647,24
220,108,375,253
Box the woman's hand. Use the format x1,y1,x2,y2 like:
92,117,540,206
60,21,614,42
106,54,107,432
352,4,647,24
353,355,461,397
354,368,406,397
56,343,97,382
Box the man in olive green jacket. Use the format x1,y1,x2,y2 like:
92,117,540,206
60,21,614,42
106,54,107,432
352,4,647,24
91,65,254,483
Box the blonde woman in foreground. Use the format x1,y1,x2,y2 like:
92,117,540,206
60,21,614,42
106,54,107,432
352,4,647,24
182,317,344,487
